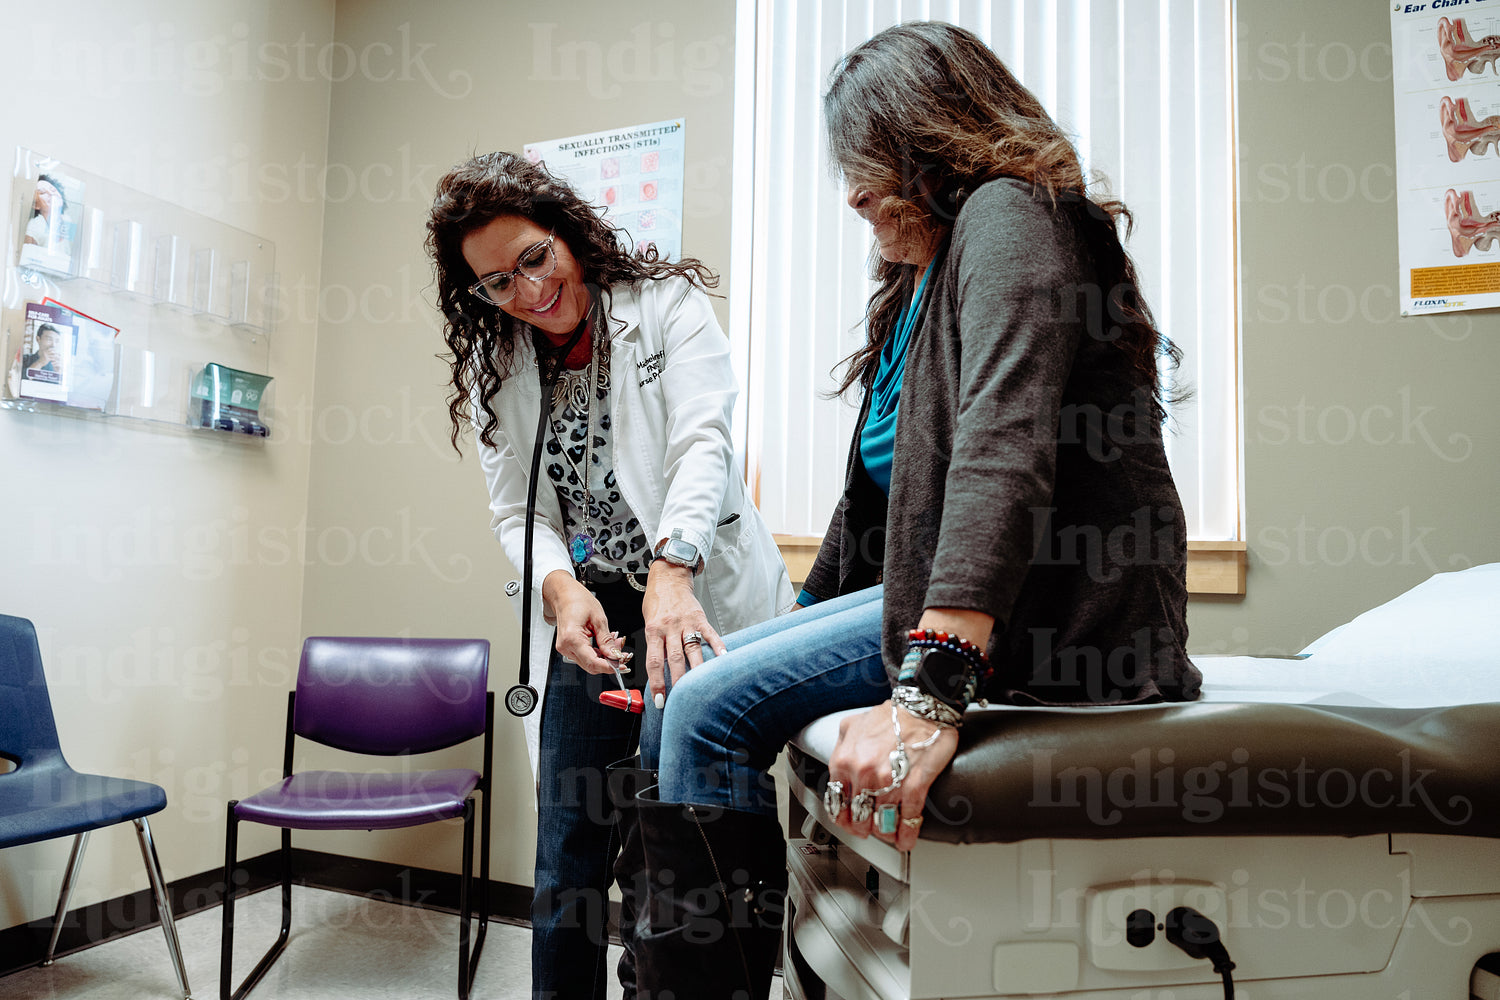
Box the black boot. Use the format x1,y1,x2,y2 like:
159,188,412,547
634,789,787,1000
607,756,656,999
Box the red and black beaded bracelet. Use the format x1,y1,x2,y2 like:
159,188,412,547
905,628,992,677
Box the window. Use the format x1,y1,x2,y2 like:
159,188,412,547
729,0,1242,588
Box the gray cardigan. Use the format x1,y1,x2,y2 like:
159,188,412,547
804,178,1201,705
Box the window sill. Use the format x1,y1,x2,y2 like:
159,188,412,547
774,537,1247,597
1185,540,1247,596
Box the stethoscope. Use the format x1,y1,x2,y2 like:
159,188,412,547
504,310,592,717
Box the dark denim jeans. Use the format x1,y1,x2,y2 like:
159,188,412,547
531,647,649,999
531,572,661,1000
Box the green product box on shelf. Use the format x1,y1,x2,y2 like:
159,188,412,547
191,362,271,437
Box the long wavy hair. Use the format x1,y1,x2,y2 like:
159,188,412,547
426,151,717,451
823,21,1181,413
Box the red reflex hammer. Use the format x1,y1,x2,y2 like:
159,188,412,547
599,688,644,713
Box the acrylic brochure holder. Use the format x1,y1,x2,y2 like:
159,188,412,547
1,147,276,437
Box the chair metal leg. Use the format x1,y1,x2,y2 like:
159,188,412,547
43,831,90,965
134,818,193,999
477,785,491,943
221,803,292,1000
221,803,238,1000
455,795,489,1000
458,798,474,1000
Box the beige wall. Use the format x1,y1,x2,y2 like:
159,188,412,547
0,2,335,927
298,0,738,887
1186,2,1500,655
0,0,738,932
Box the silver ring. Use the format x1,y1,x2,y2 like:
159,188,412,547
822,780,846,817
682,631,704,647
851,790,876,824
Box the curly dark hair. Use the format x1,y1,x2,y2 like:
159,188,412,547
426,151,717,452
823,21,1183,416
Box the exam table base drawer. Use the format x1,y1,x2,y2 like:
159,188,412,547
786,883,1500,999
786,781,1500,997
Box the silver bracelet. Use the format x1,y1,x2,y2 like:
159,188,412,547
892,684,963,728
891,701,944,749
888,701,942,785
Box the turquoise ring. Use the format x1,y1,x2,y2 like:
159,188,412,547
875,803,900,835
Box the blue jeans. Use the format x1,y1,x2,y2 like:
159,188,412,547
531,646,661,1000
652,586,890,816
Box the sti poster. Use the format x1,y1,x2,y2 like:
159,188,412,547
525,118,685,262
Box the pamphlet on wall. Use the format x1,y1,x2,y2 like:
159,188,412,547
42,297,119,410
18,171,85,275
190,362,271,436
9,301,76,402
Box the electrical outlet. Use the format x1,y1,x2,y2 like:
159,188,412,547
1086,880,1228,972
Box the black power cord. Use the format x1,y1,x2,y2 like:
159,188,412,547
1163,906,1236,1000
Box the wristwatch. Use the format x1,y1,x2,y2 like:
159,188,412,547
653,530,703,574
906,645,981,713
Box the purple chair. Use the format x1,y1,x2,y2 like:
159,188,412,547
220,636,492,1000
0,614,191,997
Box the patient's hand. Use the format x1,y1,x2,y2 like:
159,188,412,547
827,700,958,852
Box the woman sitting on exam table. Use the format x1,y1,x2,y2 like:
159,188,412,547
628,21,1204,1000
425,151,790,1000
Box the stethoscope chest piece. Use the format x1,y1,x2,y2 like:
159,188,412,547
505,683,539,717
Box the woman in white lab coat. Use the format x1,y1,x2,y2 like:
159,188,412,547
426,151,790,1000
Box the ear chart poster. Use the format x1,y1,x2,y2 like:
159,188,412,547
1392,1,1500,315
525,118,685,262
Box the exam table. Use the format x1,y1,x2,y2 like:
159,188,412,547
782,564,1500,999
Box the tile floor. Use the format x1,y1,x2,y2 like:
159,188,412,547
0,887,588,999
1,887,784,998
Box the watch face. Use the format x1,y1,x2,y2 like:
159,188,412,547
660,538,699,565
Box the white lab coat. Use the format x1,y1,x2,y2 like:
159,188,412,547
476,276,794,776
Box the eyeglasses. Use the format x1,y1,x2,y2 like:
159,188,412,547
468,234,558,306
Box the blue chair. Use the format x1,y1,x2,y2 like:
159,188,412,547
220,635,493,1000
0,614,191,997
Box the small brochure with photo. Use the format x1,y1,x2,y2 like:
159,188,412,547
13,301,76,402
43,297,120,410
18,171,85,275
190,362,271,436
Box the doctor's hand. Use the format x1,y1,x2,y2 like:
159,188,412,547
827,701,959,853
642,560,726,706
542,570,623,674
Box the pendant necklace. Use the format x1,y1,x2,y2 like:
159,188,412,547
567,352,598,566
557,315,606,568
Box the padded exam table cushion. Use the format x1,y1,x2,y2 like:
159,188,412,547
790,563,1500,846
789,701,1500,845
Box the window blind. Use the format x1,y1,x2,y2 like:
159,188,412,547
730,0,1240,541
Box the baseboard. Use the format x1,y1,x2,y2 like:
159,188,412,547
0,848,534,980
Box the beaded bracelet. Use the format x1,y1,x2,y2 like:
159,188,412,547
905,628,992,678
